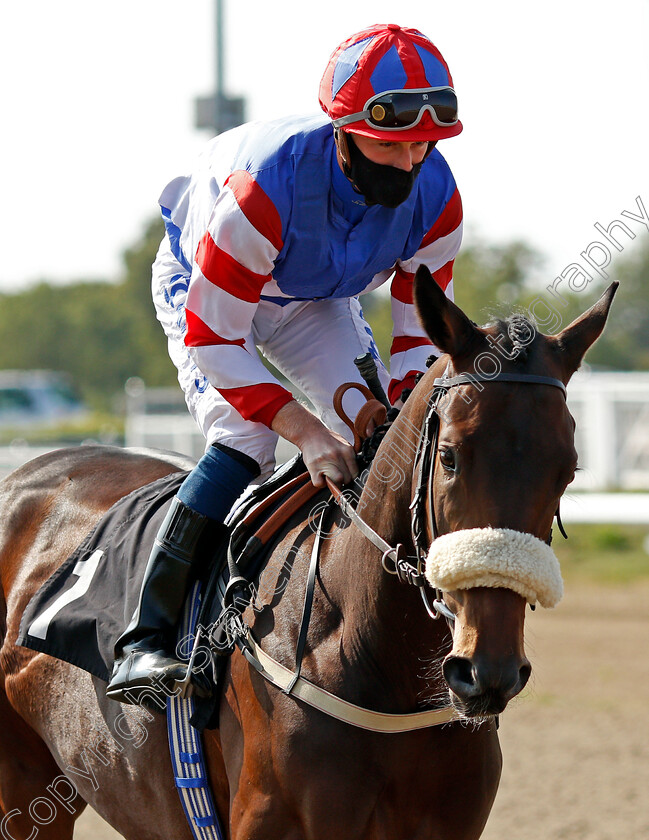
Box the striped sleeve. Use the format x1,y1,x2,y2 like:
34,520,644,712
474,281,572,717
388,187,463,403
185,169,294,426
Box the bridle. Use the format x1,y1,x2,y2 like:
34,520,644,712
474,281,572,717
217,367,570,731
326,368,568,622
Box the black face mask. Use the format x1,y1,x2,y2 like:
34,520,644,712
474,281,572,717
345,134,424,208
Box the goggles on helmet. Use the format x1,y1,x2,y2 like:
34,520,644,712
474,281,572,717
332,87,458,132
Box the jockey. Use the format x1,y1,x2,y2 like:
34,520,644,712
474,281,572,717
107,23,464,705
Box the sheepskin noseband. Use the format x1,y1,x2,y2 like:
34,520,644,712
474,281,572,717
425,528,563,608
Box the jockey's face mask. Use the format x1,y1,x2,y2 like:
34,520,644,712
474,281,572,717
338,132,433,208
332,87,459,132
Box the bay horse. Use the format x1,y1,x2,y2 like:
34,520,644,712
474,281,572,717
0,269,616,840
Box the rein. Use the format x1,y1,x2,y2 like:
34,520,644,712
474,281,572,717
227,505,461,731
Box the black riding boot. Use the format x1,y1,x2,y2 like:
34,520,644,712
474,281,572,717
106,497,211,706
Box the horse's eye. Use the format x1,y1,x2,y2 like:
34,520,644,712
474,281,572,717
439,448,456,471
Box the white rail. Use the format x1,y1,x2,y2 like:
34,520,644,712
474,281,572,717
567,370,649,490
122,372,649,492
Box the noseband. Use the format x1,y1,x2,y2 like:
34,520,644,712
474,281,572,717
328,369,567,622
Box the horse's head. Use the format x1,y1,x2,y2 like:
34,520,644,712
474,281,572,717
408,266,617,717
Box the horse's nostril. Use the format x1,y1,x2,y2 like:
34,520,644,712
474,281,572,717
444,655,531,706
443,656,477,696
519,661,532,689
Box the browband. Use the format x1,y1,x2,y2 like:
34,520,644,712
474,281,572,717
433,372,567,396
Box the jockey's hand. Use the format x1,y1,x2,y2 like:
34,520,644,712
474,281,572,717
300,427,359,488
271,400,358,488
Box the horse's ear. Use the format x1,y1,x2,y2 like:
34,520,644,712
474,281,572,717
413,265,480,357
552,281,619,381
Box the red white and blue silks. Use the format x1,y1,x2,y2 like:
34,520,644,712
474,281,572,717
154,114,462,429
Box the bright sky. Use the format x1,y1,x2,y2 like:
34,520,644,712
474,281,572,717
2,0,647,291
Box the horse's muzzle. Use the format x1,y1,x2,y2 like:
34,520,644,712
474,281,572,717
443,652,532,717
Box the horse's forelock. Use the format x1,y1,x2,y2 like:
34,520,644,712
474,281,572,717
484,313,538,365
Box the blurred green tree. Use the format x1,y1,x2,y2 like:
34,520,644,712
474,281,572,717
120,217,178,388
0,217,175,411
531,239,649,370
452,238,542,321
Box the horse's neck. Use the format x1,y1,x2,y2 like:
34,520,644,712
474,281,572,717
320,406,448,709
355,397,427,547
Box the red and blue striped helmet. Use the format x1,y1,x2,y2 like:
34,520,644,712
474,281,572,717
320,24,463,142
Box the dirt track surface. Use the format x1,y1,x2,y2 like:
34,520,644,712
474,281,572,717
74,582,649,840
481,583,649,840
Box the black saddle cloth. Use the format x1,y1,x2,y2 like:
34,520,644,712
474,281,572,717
17,470,189,681
17,454,307,727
